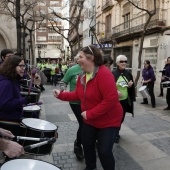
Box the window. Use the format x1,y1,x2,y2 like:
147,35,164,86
124,13,130,29
48,36,61,40
123,2,130,29
37,27,46,32
37,36,46,41
50,1,59,6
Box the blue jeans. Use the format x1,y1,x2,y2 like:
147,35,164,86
82,123,118,170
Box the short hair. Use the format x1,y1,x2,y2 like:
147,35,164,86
144,60,150,65
0,55,24,80
79,45,103,66
167,56,170,61
1,49,13,60
116,55,127,64
103,54,113,65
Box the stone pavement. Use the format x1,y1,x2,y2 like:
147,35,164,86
1,83,170,170
37,84,170,170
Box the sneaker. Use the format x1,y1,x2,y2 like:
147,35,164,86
152,105,156,108
158,94,163,97
140,102,148,104
164,107,170,110
83,168,96,170
74,140,84,160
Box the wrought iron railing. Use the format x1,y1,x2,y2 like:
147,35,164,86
112,8,167,38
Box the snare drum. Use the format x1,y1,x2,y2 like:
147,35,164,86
23,105,41,118
21,118,58,155
161,81,170,88
1,159,61,170
138,86,150,98
20,92,39,103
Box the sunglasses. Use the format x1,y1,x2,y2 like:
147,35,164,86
119,60,127,63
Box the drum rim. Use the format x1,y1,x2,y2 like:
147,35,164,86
23,105,41,111
1,158,61,170
138,85,147,91
21,118,57,131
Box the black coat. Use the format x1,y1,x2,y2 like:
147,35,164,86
112,68,136,116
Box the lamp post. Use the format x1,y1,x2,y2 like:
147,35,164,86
27,40,31,65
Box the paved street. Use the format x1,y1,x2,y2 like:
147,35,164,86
1,83,170,170
36,84,170,170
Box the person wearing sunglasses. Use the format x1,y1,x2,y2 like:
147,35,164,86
0,55,32,135
141,60,156,108
112,55,136,143
53,45,123,170
0,49,14,65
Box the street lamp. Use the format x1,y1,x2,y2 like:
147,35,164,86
27,40,31,65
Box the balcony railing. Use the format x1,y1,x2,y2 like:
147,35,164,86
102,1,114,11
112,8,167,38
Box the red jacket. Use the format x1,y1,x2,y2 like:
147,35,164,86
58,65,123,128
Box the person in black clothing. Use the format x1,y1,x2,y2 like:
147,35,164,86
158,59,168,97
112,55,136,143
163,57,170,110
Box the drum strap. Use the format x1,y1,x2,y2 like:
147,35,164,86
121,74,129,86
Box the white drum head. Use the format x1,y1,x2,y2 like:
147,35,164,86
23,105,41,112
1,159,60,170
162,81,170,84
22,118,57,131
138,86,146,91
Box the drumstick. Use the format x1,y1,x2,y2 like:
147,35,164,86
28,69,36,95
24,137,56,152
13,136,49,142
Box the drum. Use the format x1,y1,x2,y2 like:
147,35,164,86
161,81,170,88
1,159,61,170
21,118,57,155
20,92,39,103
23,105,41,118
21,86,41,101
138,86,150,98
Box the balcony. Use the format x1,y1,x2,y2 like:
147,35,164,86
112,8,167,42
102,1,114,11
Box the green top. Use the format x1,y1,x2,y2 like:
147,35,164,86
86,72,93,83
63,64,82,104
116,75,128,100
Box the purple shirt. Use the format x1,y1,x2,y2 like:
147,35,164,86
0,75,26,122
142,66,156,82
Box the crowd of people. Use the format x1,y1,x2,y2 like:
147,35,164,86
0,46,170,170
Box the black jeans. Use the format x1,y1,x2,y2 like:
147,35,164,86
82,123,118,170
69,104,83,146
143,82,156,106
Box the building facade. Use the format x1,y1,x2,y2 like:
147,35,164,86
35,0,64,61
95,0,170,85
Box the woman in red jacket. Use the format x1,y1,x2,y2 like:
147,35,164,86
53,45,123,170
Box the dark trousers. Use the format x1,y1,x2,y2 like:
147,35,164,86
166,88,170,107
69,104,83,146
143,82,156,106
159,81,164,96
116,99,128,136
82,123,118,170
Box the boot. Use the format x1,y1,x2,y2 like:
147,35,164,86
74,140,84,160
